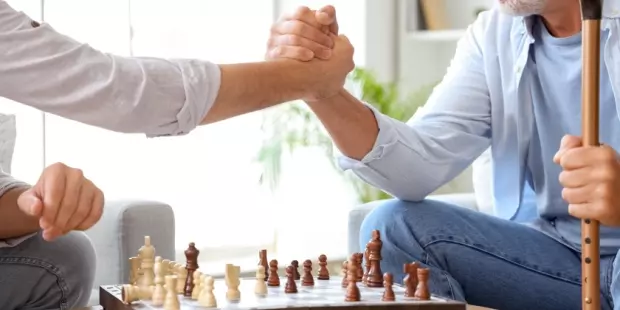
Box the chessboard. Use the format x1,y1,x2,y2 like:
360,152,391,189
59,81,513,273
100,232,466,310
99,276,465,310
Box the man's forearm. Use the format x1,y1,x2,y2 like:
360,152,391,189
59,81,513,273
201,60,316,124
305,89,379,160
0,187,38,239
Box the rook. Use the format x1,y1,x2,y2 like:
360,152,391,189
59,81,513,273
414,268,430,300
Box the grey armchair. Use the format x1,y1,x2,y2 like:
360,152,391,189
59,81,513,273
85,200,175,306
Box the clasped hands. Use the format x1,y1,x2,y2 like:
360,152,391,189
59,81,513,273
18,163,104,241
266,5,354,101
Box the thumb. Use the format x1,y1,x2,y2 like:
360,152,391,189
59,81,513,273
553,135,582,164
17,188,43,217
315,5,339,34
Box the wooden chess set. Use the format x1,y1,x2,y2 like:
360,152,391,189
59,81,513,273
99,231,466,310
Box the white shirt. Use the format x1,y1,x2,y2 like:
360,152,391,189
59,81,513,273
0,0,221,137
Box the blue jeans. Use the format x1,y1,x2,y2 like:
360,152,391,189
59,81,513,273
359,199,620,310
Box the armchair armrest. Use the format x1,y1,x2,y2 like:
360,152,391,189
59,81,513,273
85,200,175,288
347,193,478,254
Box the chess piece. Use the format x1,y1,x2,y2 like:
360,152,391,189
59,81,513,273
138,236,156,292
285,265,298,293
163,275,180,310
345,254,360,302
301,259,314,286
381,272,395,301
175,263,188,294
317,254,329,280
355,253,364,282
403,262,419,298
192,271,203,299
122,285,142,303
366,230,383,287
198,276,217,307
152,257,166,306
255,265,268,296
291,260,301,280
259,249,269,281
268,259,280,286
363,247,370,285
414,268,430,300
341,261,349,288
168,260,177,276
129,257,141,285
183,242,200,297
225,264,241,301
162,259,171,275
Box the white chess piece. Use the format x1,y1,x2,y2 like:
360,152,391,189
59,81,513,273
152,256,166,305
163,275,180,310
198,276,217,307
191,270,203,299
254,265,267,296
225,264,241,301
138,236,156,293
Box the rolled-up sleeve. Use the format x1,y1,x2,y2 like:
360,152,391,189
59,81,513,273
339,14,493,202
0,170,33,248
0,1,220,137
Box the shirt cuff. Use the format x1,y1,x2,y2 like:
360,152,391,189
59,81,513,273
338,102,400,170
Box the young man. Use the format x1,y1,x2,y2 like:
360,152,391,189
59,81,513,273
0,0,353,308
266,1,620,309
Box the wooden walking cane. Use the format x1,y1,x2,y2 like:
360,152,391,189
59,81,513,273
580,0,603,309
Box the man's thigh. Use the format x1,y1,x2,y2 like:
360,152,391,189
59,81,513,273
359,198,611,310
0,231,96,310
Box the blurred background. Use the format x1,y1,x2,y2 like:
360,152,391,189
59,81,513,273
1,0,494,270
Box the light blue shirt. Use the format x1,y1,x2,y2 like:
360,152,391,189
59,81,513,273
339,3,620,255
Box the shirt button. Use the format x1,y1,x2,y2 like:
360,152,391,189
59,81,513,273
515,66,522,74
31,20,40,28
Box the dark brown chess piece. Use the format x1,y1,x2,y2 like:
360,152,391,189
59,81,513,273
317,254,330,280
301,259,314,286
291,260,301,280
268,259,280,286
363,247,370,285
183,242,200,297
414,268,430,300
259,249,269,281
341,260,349,288
345,254,360,301
355,253,363,282
366,230,383,287
403,262,419,298
381,272,395,301
285,265,298,293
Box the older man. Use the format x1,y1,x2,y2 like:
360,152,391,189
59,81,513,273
266,1,620,309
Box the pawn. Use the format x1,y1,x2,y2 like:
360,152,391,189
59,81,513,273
341,261,349,288
191,271,203,299
317,254,329,280
301,259,314,286
198,276,217,308
285,265,298,293
344,254,360,302
255,266,268,296
291,260,301,280
381,273,395,301
414,268,430,300
163,275,180,310
267,259,280,286
152,257,166,305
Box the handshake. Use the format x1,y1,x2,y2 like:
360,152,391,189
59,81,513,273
265,5,354,102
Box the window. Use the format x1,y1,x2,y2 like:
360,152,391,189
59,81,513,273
3,0,394,272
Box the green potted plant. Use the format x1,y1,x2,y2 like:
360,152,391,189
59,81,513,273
255,67,438,204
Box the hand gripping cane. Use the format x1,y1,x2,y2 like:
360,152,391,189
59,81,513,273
580,0,603,309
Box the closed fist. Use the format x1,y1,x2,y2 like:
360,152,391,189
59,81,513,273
554,135,620,226
18,162,104,241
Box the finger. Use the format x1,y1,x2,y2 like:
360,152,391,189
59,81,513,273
559,146,603,170
274,20,333,48
568,202,601,220
272,34,332,60
316,5,339,34
562,185,595,205
53,169,84,232
76,186,104,231
42,226,63,241
553,135,582,164
558,167,593,188
267,46,314,61
17,188,43,217
64,182,94,232
40,170,67,230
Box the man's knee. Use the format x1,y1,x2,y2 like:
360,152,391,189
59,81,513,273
0,232,97,309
